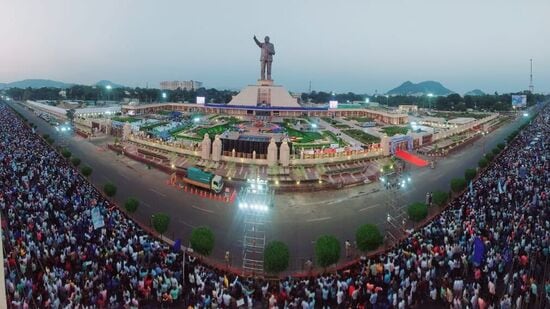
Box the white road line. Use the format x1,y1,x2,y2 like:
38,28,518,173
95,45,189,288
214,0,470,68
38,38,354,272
142,202,152,208
192,205,214,214
358,204,380,212
179,220,196,228
118,172,130,180
149,189,166,197
306,216,332,223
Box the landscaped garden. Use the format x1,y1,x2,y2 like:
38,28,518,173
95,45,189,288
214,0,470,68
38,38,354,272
111,116,140,123
343,129,381,144
380,126,409,136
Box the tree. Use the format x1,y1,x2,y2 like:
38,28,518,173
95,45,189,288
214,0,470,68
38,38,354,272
66,109,75,124
190,226,214,256
81,165,93,177
152,213,171,238
407,202,428,221
464,168,477,182
71,157,81,166
124,197,139,213
497,143,505,150
315,235,340,268
264,241,290,274
61,148,72,158
356,224,383,252
485,152,495,161
451,178,467,193
478,158,489,169
103,182,117,197
432,191,449,207
492,148,500,156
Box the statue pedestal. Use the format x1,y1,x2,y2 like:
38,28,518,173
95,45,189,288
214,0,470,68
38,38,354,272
257,79,274,86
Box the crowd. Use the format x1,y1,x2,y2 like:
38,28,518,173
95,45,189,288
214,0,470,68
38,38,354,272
1,101,549,308
1,103,184,307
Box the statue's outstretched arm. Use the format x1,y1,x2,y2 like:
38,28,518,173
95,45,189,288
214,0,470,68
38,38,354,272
253,35,262,47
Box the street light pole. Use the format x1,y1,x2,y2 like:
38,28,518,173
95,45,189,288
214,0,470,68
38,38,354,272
427,93,434,110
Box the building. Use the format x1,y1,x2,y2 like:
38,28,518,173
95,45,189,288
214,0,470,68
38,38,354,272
159,80,203,91
398,105,418,113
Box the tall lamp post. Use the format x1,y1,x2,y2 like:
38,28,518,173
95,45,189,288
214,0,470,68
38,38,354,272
427,93,434,110
105,85,112,102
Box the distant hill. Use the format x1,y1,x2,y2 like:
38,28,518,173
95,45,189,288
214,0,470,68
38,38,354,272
0,79,73,89
94,80,125,88
387,80,454,96
465,89,485,96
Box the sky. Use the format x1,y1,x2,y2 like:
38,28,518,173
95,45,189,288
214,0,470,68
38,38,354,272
1,0,549,94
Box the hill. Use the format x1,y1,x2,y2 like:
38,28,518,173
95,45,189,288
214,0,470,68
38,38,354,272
0,79,73,89
465,89,485,96
387,80,454,96
95,80,125,88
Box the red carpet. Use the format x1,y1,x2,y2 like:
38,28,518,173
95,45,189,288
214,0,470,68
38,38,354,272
395,149,429,167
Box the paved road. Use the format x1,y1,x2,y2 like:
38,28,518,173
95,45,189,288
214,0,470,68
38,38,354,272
9,101,531,272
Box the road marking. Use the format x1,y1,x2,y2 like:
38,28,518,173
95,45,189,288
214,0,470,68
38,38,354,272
306,216,331,223
149,189,166,197
358,204,380,212
179,220,196,228
118,172,130,180
192,205,214,213
142,202,152,208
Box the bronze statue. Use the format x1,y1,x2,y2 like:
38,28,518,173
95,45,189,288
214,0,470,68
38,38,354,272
253,35,275,81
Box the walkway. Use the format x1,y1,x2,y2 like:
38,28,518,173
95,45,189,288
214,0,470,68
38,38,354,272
317,117,363,146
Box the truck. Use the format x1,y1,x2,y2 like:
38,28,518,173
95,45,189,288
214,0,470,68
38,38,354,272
182,166,224,193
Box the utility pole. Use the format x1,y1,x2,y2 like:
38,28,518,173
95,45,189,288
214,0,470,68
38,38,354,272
308,80,312,93
529,59,534,93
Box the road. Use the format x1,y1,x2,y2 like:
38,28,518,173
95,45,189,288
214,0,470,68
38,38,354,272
9,101,531,272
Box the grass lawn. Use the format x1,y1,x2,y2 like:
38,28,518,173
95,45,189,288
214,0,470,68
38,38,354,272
347,117,374,123
333,123,350,129
380,126,409,136
343,129,381,144
282,122,322,143
111,116,139,123
139,121,169,131
322,130,348,146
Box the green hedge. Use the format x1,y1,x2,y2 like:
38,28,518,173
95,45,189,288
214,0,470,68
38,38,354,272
264,241,290,274
103,182,117,197
71,157,81,166
464,168,477,182
478,158,488,169
81,165,93,177
407,202,428,221
124,197,139,213
432,191,449,207
356,224,383,252
451,178,467,193
152,213,171,236
190,226,215,256
315,235,340,268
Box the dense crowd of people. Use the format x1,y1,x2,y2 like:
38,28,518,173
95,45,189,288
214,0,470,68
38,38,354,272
1,104,184,307
2,101,549,308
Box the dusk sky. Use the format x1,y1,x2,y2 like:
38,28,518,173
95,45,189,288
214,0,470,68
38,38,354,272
1,0,549,94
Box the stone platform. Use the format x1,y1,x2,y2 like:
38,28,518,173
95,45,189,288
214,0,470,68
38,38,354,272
228,80,300,108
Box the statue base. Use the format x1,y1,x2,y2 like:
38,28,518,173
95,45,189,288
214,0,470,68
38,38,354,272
257,79,274,86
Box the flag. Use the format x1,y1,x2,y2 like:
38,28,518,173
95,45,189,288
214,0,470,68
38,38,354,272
472,237,485,266
498,180,503,194
469,181,473,195
172,239,181,253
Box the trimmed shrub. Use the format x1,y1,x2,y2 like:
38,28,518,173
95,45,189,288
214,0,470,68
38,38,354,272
407,202,428,221
71,157,81,167
478,158,489,169
464,168,477,182
315,235,341,268
264,241,290,274
356,224,383,252
81,166,93,177
43,134,50,139
451,178,467,193
61,148,72,158
124,197,139,213
492,148,500,156
497,143,505,150
103,182,117,197
152,213,171,236
432,191,449,207
485,152,495,161
190,226,215,256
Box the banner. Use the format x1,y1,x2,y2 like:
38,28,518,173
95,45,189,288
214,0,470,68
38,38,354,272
91,207,105,230
511,95,527,107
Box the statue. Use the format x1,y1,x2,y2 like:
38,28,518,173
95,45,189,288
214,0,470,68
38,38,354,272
253,35,275,81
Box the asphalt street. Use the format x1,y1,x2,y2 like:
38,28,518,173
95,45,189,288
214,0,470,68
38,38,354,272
10,101,531,272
